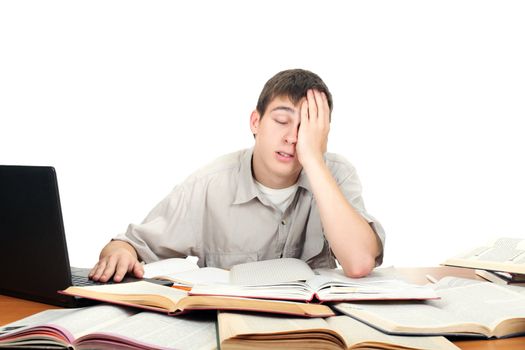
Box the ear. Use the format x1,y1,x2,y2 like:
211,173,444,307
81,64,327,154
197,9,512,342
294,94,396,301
250,110,261,135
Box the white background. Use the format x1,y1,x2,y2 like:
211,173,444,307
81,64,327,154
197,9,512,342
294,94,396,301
1,1,524,268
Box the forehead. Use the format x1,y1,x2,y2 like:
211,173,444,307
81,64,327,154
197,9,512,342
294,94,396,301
265,95,304,115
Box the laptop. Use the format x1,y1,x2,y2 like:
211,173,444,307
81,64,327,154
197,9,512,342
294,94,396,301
0,165,171,307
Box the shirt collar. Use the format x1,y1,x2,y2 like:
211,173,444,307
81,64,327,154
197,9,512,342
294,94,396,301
233,147,313,205
233,148,260,205
296,169,312,193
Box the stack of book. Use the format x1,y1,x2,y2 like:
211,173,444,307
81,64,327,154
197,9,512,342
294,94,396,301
0,304,461,350
3,249,525,349
442,237,525,287
334,276,525,339
63,258,440,316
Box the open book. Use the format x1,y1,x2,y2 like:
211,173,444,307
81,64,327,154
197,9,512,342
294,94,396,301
334,276,525,338
189,258,438,302
0,304,217,350
60,281,335,318
143,257,229,289
443,237,525,274
218,311,460,350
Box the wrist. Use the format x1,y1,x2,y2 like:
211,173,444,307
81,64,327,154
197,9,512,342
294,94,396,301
102,240,138,260
300,153,325,173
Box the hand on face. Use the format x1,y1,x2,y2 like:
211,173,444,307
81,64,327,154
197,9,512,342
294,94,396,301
296,89,330,169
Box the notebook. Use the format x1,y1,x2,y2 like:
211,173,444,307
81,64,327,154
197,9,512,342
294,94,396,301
0,165,171,307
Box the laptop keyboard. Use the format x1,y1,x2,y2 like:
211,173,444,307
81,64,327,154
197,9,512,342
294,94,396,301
70,266,117,286
71,274,116,286
69,267,173,287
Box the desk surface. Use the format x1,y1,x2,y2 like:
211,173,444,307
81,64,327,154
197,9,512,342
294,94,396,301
1,266,524,350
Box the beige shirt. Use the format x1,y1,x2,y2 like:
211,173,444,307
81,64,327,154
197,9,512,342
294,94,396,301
114,148,385,269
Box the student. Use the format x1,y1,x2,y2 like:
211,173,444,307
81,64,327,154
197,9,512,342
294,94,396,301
89,69,385,282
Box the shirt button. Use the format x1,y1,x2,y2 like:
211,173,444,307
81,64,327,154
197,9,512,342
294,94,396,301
281,220,286,225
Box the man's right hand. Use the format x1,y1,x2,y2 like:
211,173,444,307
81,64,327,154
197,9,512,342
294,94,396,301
88,240,144,282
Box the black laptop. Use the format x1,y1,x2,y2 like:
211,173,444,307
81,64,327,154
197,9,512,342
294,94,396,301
0,165,171,307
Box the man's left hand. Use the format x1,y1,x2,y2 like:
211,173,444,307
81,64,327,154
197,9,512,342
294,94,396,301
296,89,330,169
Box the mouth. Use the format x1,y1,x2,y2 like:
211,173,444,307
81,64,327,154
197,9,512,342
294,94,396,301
276,151,294,159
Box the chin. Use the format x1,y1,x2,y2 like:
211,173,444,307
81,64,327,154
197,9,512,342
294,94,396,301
274,165,301,181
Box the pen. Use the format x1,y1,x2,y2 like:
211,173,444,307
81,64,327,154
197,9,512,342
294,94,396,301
171,285,192,291
425,274,438,284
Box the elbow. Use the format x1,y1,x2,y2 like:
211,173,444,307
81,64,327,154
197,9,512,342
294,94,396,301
341,256,376,278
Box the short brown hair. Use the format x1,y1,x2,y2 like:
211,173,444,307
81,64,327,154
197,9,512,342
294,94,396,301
256,69,333,118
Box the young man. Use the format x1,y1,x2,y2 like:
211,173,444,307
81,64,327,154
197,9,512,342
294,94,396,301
89,69,385,282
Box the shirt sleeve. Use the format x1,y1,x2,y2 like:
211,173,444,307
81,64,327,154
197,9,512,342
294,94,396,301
334,159,386,267
112,184,197,263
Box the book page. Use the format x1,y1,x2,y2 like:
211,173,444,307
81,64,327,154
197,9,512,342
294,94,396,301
1,308,70,334
71,281,187,300
462,238,525,262
327,315,459,350
0,305,136,343
143,257,200,278
65,281,334,317
314,266,403,282
79,311,217,350
229,258,315,286
435,281,525,334
45,304,137,339
312,267,410,291
0,308,78,342
335,302,464,334
309,272,438,301
444,237,525,274
161,267,230,286
218,312,345,349
335,279,525,337
190,281,313,301
431,276,484,290
506,284,525,295
193,263,437,302
218,312,459,350
63,281,189,311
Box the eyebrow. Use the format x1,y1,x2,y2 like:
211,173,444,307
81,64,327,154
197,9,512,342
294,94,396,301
269,106,296,114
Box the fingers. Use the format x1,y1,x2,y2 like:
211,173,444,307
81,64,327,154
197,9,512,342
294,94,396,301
300,98,309,127
89,251,140,282
299,89,331,135
320,91,330,129
88,260,107,281
307,89,317,122
132,261,145,279
89,255,117,282
307,89,330,128
113,258,131,282
88,264,98,278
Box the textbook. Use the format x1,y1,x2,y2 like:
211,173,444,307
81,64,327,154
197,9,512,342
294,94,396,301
60,281,335,318
189,258,438,302
443,237,525,274
218,311,460,350
334,277,525,338
0,304,217,350
143,257,229,289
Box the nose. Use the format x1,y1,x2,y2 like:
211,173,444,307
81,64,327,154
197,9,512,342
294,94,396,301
284,125,298,145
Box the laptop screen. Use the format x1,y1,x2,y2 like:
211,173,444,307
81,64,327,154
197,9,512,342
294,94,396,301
0,165,172,307
0,165,78,306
